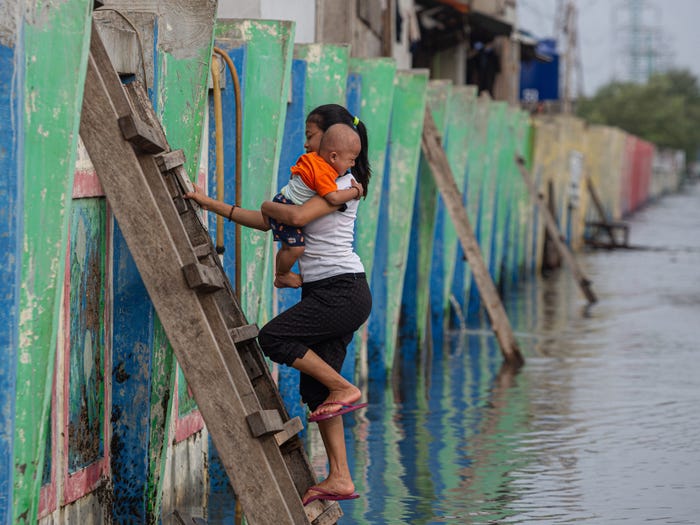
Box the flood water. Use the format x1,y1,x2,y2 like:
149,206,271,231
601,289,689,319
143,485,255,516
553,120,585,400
314,182,700,524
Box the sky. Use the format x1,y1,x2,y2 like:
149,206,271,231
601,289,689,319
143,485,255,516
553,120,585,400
517,0,700,96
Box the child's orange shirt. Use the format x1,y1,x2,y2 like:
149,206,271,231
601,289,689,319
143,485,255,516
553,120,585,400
290,152,338,197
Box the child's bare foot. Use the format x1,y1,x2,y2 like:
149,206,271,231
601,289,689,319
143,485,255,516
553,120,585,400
274,271,302,288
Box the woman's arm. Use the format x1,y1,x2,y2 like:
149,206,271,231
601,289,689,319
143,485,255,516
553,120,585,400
184,185,270,231
261,195,338,228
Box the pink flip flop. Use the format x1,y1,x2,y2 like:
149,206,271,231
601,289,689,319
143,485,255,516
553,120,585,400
302,486,360,506
308,401,368,423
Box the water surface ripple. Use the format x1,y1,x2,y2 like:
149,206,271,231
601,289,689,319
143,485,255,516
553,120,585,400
326,183,700,524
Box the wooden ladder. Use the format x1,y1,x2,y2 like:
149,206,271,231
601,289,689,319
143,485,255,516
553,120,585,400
79,24,340,525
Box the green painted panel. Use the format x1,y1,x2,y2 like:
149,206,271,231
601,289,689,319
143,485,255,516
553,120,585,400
459,95,490,311
441,86,477,313
14,3,92,522
491,106,519,287
349,57,396,285
216,20,294,323
348,57,395,376
415,80,453,345
147,320,175,523
294,44,349,116
384,70,429,370
478,101,507,281
150,1,216,178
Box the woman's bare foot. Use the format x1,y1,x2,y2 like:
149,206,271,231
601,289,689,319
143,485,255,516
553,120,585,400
274,271,302,288
309,385,362,419
302,476,356,505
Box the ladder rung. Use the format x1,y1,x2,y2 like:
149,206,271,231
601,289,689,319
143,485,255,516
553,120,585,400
246,409,284,438
181,262,224,292
155,149,186,173
229,324,259,344
307,501,344,525
168,510,207,525
192,243,212,260
118,113,166,154
274,417,304,447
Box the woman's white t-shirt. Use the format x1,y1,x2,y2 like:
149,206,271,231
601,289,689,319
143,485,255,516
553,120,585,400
297,172,365,283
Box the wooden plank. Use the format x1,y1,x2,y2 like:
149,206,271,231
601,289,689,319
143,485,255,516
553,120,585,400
585,176,629,247
515,157,598,304
421,108,524,367
80,35,311,525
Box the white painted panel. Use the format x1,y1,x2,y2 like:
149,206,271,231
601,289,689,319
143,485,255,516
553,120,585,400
261,0,315,43
216,0,316,43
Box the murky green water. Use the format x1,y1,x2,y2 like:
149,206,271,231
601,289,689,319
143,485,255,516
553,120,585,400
314,182,700,524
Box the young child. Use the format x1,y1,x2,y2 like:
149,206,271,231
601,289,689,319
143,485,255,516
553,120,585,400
270,123,364,288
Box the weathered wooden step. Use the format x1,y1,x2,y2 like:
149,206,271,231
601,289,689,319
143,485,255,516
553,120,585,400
230,323,259,344
118,113,167,153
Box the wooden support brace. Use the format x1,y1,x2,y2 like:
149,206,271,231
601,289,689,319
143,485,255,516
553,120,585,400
118,113,167,154
181,262,224,292
246,410,285,437
515,157,598,304
230,324,260,344
421,108,524,367
274,417,304,447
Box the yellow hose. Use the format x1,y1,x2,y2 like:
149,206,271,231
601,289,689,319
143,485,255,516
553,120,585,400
211,55,225,254
213,47,243,294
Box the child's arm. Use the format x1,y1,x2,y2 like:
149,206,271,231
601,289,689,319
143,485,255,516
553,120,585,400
323,180,364,206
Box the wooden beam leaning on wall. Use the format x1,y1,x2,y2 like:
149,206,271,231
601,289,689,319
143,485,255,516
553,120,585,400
421,108,524,368
515,157,598,304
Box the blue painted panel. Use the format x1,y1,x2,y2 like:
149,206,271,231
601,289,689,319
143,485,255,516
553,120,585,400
367,146,392,387
340,72,362,383
0,38,22,524
110,67,160,520
276,58,307,422
345,73,361,117
398,158,423,360
450,168,470,325
466,189,486,320
110,223,155,521
429,196,446,350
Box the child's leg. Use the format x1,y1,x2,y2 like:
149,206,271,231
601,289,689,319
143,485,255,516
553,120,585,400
274,244,305,288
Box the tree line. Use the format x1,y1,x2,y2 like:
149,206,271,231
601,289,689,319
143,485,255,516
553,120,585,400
576,69,700,163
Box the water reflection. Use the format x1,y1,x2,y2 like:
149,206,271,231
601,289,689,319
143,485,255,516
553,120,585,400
309,183,700,524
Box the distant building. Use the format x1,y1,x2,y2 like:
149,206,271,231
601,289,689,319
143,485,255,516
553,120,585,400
520,38,560,103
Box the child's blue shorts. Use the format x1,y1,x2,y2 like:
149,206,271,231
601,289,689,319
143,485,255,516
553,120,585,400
269,193,305,246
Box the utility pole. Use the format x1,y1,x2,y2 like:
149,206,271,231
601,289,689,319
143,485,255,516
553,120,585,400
560,0,580,114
